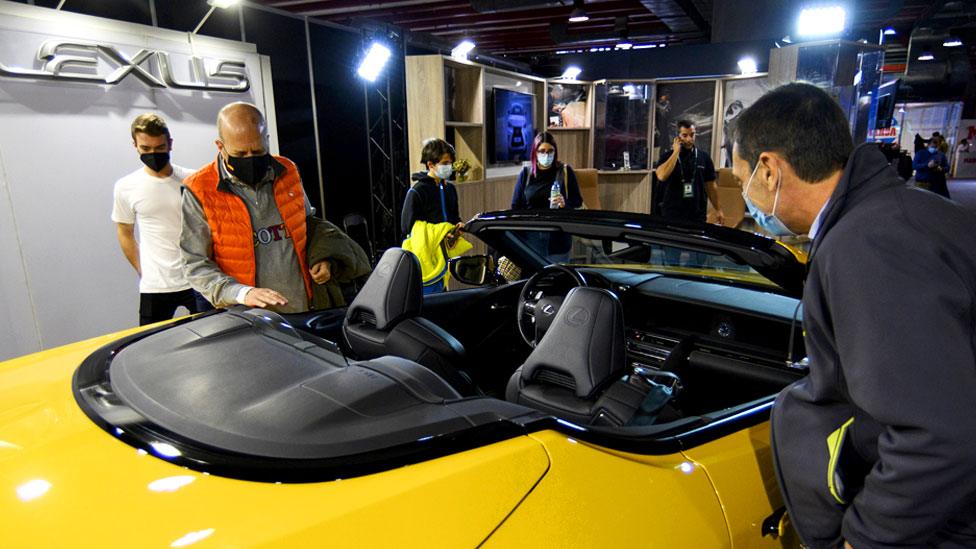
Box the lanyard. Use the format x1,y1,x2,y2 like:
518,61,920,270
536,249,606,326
438,183,448,222
676,148,699,184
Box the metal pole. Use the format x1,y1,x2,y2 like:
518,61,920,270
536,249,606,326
364,77,377,250
386,74,398,243
192,6,217,35
305,18,326,218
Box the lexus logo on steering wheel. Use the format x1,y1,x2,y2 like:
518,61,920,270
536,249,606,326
541,304,556,316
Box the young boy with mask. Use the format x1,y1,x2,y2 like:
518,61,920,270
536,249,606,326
112,113,211,325
400,138,462,237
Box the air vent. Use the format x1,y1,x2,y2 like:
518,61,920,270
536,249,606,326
354,311,376,327
534,368,576,390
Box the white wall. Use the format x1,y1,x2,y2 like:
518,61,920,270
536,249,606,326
0,2,277,360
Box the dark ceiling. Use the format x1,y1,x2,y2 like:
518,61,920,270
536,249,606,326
256,1,958,56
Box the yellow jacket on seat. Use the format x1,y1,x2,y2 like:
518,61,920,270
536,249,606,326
402,221,472,288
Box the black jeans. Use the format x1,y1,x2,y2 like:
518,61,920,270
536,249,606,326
139,289,213,326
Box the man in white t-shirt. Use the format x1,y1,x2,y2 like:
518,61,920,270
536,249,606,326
112,114,212,325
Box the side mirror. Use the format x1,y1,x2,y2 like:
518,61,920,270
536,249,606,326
449,255,497,286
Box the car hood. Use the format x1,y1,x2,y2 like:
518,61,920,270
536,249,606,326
0,329,549,547
465,209,808,297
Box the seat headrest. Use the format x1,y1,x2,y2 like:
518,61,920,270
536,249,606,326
520,287,625,399
345,248,422,331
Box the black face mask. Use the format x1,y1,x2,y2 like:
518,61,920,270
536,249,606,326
226,153,271,186
140,152,170,172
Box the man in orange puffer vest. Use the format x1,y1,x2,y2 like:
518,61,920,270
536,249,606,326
180,102,332,313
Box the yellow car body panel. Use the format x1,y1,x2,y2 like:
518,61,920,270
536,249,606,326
482,430,732,548
0,331,550,548
681,422,801,548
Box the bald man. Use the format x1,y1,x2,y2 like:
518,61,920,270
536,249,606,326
180,102,335,313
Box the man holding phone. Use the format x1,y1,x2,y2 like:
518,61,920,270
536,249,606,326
654,120,723,226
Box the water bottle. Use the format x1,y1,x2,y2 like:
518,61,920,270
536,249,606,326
549,181,562,209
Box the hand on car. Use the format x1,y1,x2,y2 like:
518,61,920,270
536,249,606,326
714,211,726,226
310,260,332,284
244,288,288,308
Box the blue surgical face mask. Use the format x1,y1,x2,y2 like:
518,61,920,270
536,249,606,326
537,153,554,168
433,163,453,181
928,146,937,154
742,161,796,237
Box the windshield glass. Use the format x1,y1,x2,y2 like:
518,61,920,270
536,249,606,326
505,229,780,289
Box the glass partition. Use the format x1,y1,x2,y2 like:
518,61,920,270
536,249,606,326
594,82,652,170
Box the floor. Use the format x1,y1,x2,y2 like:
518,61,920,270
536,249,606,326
948,179,976,212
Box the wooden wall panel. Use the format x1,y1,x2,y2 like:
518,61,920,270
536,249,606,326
406,55,446,172
597,173,651,214
485,175,517,212
551,129,589,169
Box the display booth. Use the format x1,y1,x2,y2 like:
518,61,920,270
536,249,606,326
0,2,277,360
405,54,772,238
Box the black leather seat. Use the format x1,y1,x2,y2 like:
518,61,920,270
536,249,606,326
506,287,646,426
343,248,473,394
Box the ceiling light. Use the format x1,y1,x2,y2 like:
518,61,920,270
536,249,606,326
943,38,963,47
451,40,475,61
737,57,758,75
561,66,582,79
781,35,793,44
616,41,633,50
633,44,656,49
357,42,391,82
797,6,846,37
568,0,589,23
883,27,896,36
918,52,935,61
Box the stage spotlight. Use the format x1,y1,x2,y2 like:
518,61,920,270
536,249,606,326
797,6,845,37
737,57,758,75
358,42,391,82
452,40,476,61
561,66,582,79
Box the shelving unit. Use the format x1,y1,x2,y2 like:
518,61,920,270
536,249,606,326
542,79,596,170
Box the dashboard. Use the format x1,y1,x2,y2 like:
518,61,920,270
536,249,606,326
574,268,806,381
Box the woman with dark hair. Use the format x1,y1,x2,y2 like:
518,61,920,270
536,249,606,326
510,132,582,262
511,132,582,210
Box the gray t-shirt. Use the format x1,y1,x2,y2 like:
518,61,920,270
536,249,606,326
181,157,312,313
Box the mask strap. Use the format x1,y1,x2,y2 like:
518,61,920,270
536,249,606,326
742,160,761,198
771,169,782,216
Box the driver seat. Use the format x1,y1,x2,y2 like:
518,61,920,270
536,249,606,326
506,287,646,426
343,248,474,394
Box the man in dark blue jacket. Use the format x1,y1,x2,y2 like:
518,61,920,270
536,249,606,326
733,83,976,548
913,138,951,198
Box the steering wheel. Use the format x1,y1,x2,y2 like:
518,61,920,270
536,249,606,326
517,264,587,347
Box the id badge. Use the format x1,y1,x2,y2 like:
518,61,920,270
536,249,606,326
683,183,693,198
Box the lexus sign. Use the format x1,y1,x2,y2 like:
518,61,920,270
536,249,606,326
0,39,249,92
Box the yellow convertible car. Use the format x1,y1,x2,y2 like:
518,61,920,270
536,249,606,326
0,210,806,547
